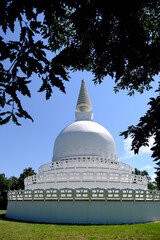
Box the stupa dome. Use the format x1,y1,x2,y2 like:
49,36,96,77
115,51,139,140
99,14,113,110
52,120,117,161
52,80,117,162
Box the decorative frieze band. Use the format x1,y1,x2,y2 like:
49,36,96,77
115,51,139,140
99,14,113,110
25,170,148,187
8,188,160,202
39,157,127,174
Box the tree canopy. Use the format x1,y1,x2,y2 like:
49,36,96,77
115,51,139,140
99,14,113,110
0,1,160,183
18,167,36,190
132,168,158,190
0,168,36,209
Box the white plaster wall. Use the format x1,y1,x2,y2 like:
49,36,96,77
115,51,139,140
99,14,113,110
6,200,160,224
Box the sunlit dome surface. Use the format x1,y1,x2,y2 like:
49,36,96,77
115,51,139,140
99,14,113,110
52,120,117,162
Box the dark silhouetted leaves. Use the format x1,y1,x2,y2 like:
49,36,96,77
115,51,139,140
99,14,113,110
0,1,160,185
0,168,36,209
120,84,160,188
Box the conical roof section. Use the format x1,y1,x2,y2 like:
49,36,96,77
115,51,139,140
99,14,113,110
76,79,92,112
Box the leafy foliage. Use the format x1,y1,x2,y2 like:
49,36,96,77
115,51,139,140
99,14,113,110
121,85,160,188
132,168,159,190
18,167,36,190
0,1,160,184
0,1,70,125
0,0,160,124
0,168,36,209
0,174,9,209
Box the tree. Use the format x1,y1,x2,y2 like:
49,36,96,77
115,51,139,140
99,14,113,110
0,174,9,209
8,176,19,190
132,168,158,190
0,168,36,209
0,1,160,184
121,89,160,189
18,167,36,190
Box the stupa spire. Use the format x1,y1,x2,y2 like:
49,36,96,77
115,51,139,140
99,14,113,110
75,79,93,121
76,79,92,112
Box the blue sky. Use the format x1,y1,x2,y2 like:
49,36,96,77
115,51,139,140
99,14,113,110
0,69,159,180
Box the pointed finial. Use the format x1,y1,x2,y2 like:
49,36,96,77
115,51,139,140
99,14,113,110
76,79,92,112
75,79,93,121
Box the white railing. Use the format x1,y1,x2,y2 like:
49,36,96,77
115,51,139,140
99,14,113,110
24,171,148,187
8,188,160,202
39,157,132,174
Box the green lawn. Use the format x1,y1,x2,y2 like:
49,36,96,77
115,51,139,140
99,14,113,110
0,210,160,240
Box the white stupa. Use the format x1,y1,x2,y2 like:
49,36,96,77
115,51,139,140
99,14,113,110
6,80,160,224
24,79,147,190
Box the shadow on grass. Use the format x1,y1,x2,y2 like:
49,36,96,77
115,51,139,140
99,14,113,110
0,213,6,220
0,213,23,223
0,211,17,223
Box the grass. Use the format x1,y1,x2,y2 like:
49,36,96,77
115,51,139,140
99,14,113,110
0,210,160,240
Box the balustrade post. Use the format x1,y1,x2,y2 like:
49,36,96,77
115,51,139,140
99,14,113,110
16,191,18,201
88,189,92,202
144,190,146,202
120,189,122,202
31,190,34,201
72,189,76,201
153,191,155,202
43,190,46,201
105,189,108,202
57,189,60,202
133,189,136,202
22,190,24,201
